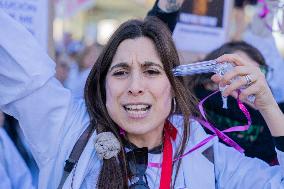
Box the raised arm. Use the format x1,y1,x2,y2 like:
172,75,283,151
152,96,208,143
147,0,184,32
0,11,87,167
157,0,184,13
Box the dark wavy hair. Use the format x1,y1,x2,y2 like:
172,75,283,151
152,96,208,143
84,16,198,188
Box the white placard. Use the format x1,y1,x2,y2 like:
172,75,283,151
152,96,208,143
56,0,96,18
173,0,233,53
0,0,49,50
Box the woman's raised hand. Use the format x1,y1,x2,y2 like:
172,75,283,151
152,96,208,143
211,54,284,136
211,54,275,112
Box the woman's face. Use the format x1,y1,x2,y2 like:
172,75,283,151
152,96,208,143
105,37,173,136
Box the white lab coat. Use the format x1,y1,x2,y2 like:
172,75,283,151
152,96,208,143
64,63,91,99
0,128,34,189
0,10,284,189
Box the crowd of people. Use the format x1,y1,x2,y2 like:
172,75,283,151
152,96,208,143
0,0,284,189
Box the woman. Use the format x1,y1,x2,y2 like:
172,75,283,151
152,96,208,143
0,9,284,189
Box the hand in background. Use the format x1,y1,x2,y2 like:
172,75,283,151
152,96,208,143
158,0,185,13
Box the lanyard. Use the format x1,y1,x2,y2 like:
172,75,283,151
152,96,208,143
159,121,177,189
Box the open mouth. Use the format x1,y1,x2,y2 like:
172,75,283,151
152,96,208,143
123,103,152,118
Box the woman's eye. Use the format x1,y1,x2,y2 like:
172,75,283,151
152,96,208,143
145,69,161,76
112,70,128,77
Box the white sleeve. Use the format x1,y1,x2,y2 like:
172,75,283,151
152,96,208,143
0,11,86,167
0,128,35,189
0,10,55,105
0,163,12,189
215,142,284,188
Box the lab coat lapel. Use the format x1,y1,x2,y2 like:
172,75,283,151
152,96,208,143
180,120,217,189
182,144,216,189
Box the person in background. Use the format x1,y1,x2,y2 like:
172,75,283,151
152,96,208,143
65,44,99,99
55,53,71,85
232,0,257,40
151,0,283,165
243,0,284,103
155,0,284,103
0,111,35,189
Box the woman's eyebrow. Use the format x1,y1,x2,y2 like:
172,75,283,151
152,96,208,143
109,62,129,72
142,61,164,70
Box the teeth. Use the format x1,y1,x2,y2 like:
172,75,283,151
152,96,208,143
124,104,150,111
123,104,151,118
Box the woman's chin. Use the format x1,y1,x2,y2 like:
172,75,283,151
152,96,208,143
123,124,163,137
124,128,150,136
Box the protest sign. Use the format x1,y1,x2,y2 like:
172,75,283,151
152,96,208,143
56,0,96,18
173,0,233,53
0,0,50,50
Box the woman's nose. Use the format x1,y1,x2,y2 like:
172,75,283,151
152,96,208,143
127,72,144,96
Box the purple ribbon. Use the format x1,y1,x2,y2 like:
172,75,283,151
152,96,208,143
258,0,269,18
119,128,126,136
149,90,252,168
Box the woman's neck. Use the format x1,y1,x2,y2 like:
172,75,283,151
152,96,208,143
127,127,164,149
